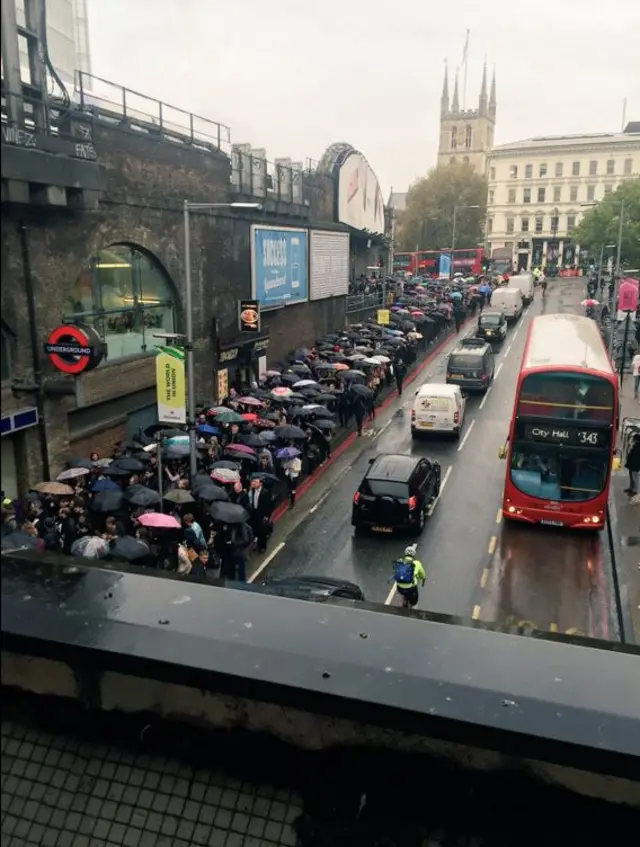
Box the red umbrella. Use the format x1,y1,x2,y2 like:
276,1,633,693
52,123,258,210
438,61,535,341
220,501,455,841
241,412,258,422
226,443,256,455
237,396,265,407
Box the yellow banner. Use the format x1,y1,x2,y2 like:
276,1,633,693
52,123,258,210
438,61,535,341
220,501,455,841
217,368,229,404
377,309,390,325
155,347,186,424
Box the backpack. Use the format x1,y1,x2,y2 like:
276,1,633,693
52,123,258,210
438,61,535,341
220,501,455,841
393,559,415,585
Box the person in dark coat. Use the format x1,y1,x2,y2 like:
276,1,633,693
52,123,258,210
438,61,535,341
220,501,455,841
247,477,273,554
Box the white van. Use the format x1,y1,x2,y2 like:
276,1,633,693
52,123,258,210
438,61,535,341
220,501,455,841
509,273,535,304
491,287,524,322
411,383,466,439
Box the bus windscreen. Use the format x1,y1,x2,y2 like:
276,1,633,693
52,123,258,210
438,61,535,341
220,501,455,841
517,372,614,423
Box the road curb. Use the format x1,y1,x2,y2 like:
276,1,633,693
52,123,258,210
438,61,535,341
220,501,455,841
606,495,636,645
270,321,471,524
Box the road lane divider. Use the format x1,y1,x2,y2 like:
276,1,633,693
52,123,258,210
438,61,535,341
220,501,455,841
384,583,397,606
488,536,497,555
427,464,452,515
480,567,489,589
504,344,512,357
495,362,503,379
457,418,476,452
247,541,286,583
471,605,481,620
512,327,520,341
478,387,492,410
496,509,502,524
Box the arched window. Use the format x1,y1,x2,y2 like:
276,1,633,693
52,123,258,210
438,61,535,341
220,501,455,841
451,127,458,150
463,156,470,165
465,125,472,148
65,244,177,361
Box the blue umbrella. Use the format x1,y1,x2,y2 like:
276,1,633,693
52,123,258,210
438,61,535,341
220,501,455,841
90,478,120,492
197,424,221,436
276,447,301,459
479,285,491,294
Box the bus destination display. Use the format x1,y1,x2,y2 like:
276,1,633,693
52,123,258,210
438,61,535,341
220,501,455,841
523,424,609,449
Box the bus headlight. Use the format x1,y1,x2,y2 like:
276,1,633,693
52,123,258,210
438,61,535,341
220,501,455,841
583,516,601,524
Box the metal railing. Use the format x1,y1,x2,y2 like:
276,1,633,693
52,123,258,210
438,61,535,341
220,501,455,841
75,72,231,155
230,148,333,205
346,292,384,313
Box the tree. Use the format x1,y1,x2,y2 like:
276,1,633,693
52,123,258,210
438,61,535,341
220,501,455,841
396,161,487,252
573,177,640,270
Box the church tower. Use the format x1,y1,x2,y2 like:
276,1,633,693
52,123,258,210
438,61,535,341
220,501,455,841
437,62,496,175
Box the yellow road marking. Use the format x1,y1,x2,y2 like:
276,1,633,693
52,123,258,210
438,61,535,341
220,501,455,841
487,536,497,556
565,627,586,636
472,605,481,620
480,568,489,589
496,509,502,524
549,623,558,632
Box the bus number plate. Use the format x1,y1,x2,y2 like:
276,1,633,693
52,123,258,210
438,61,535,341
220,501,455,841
540,519,564,527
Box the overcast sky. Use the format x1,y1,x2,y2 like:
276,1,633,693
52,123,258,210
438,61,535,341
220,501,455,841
86,0,640,196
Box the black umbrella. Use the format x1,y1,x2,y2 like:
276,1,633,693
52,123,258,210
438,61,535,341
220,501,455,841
312,419,337,431
241,434,266,447
68,458,95,469
310,407,335,419
131,451,152,463
196,484,229,502
145,423,183,437
118,440,144,452
102,465,129,478
315,393,338,403
110,535,152,562
193,473,212,490
274,424,307,440
125,485,161,507
91,490,125,512
115,457,146,472
211,459,241,470
349,384,374,398
209,501,250,524
1,531,41,551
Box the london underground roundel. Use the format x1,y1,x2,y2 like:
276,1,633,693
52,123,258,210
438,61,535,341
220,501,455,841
44,324,106,375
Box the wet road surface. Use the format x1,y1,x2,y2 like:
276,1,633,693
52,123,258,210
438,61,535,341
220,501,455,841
251,280,618,639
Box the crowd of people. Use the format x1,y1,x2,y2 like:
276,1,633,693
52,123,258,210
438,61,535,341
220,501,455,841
1,274,491,583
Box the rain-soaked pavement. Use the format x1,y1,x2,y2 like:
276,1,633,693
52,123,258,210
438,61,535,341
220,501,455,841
249,279,619,640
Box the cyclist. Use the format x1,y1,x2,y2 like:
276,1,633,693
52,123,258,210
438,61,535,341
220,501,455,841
539,272,548,298
391,545,426,608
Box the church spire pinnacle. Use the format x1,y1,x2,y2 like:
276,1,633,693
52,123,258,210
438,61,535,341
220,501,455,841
441,61,450,117
451,70,460,112
489,68,496,119
479,60,488,114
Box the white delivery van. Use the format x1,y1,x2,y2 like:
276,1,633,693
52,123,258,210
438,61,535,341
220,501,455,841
491,287,524,322
509,273,535,304
411,383,466,439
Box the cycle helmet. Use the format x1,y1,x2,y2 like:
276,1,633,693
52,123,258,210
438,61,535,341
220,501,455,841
404,544,418,558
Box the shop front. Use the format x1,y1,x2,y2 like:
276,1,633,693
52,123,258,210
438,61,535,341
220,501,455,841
216,334,270,402
1,407,39,499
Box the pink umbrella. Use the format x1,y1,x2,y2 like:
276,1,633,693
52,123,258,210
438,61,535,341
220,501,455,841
237,396,265,407
271,386,293,397
211,467,241,484
225,443,256,455
136,512,181,529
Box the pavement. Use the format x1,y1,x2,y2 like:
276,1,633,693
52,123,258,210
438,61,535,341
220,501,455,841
246,280,623,640
609,378,640,643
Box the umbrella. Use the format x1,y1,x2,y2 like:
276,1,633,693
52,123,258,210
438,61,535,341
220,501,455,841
241,413,258,422
34,481,75,496
225,443,256,455
145,423,184,437
241,434,266,447
339,370,366,381
67,458,95,470
56,467,90,482
211,460,240,470
209,501,250,524
293,380,321,389
333,363,350,371
211,467,241,484
276,446,301,459
581,298,599,307
274,424,307,440
214,410,244,424
193,473,213,489
164,435,189,446
131,451,152,463
163,489,196,505
271,387,293,398
310,419,336,431
114,457,146,472
125,486,162,507
91,490,125,512
258,430,276,443
249,472,280,486
1,531,41,551
137,512,181,529
350,384,374,398
237,396,265,407
256,417,276,428
164,444,190,458
90,478,121,493
197,424,221,436
71,536,108,559
103,465,130,477
110,535,152,562
208,406,229,415
196,483,229,502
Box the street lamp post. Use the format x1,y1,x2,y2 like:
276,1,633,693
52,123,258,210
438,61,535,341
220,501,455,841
450,204,481,278
183,200,262,478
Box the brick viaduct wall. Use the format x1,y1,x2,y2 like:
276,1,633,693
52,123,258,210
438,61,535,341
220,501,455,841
1,121,345,479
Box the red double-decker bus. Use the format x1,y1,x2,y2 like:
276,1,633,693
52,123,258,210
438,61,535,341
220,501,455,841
501,314,618,530
451,248,486,275
416,251,441,276
392,252,416,274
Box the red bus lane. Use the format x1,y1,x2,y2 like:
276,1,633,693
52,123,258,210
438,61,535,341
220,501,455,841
500,313,618,530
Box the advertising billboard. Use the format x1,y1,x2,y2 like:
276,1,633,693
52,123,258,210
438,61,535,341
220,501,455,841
337,152,384,234
155,346,186,424
309,231,350,301
251,226,308,309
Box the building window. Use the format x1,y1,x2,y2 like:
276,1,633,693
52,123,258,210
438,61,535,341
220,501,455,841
535,216,544,234
451,127,458,150
450,156,457,164
589,160,597,176
1,328,11,382
567,215,576,232
537,187,546,203
506,217,515,234
555,162,563,177
553,186,562,203
509,165,518,179
523,188,531,204
570,185,578,202
521,217,530,232
508,188,516,203
463,155,470,164
606,159,615,175
539,163,548,177
487,217,493,234
490,166,496,180
624,158,633,175
465,125,472,148
65,244,178,362
525,164,533,179
604,184,613,195
587,185,596,202
572,161,580,176
488,189,495,204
